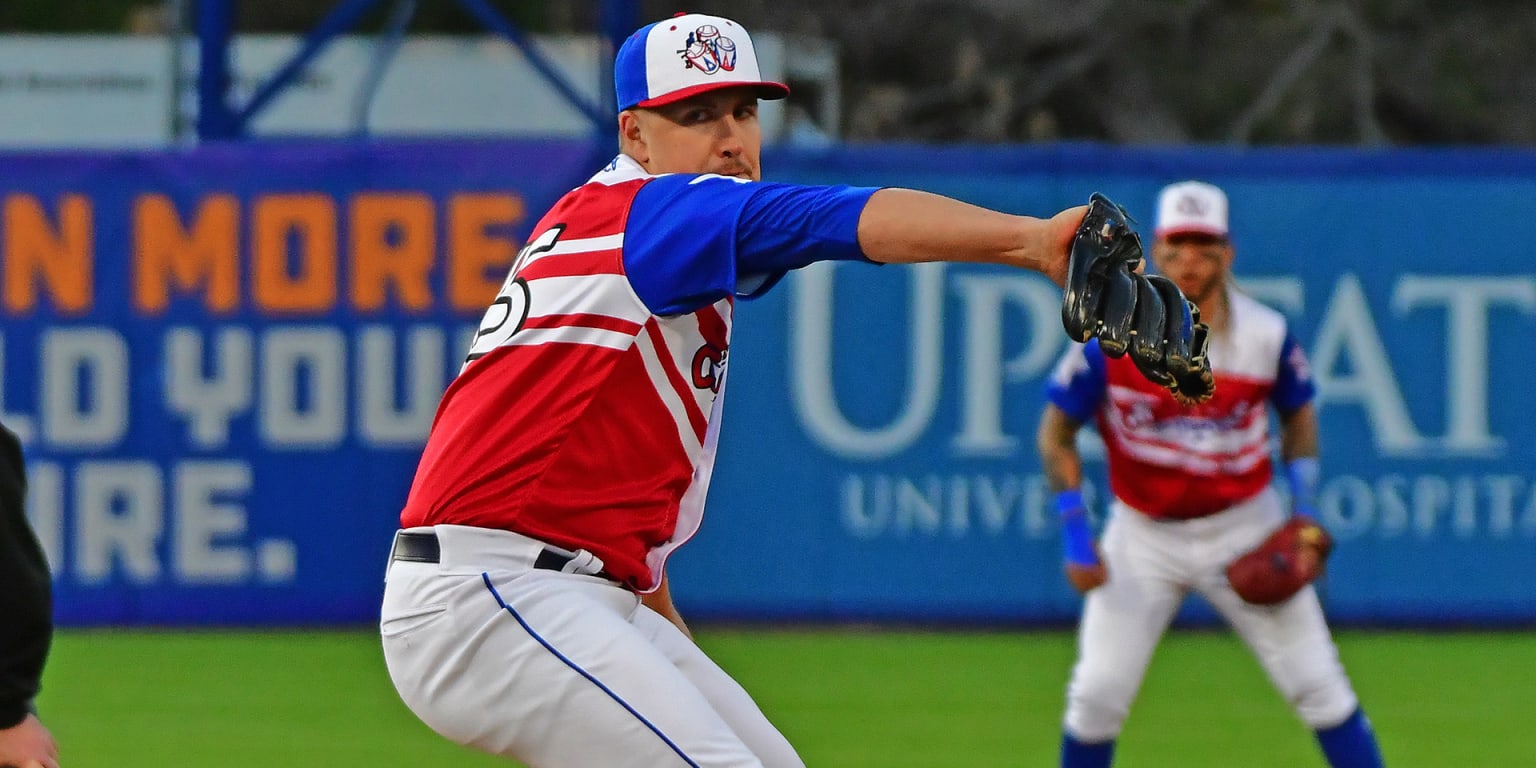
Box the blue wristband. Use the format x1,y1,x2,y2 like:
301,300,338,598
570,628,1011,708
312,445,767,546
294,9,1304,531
1286,457,1320,518
1055,490,1098,567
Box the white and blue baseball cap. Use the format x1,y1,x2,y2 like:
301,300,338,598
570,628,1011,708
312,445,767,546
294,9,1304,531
614,12,790,111
1155,180,1230,239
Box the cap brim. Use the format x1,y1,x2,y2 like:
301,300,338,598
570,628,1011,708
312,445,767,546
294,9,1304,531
1155,224,1228,240
631,81,791,110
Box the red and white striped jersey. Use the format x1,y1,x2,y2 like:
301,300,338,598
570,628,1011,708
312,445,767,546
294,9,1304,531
1046,289,1316,520
400,157,734,591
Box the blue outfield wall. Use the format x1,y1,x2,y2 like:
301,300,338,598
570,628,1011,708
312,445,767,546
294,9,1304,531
1,139,1533,626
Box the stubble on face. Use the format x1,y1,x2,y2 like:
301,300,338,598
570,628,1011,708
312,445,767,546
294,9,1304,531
1153,237,1229,310
631,87,763,180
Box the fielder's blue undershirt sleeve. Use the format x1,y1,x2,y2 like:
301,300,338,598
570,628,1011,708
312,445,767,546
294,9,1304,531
624,174,876,315
1269,332,1317,413
1044,340,1108,423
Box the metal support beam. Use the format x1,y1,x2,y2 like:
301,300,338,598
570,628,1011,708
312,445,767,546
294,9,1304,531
598,0,639,129
233,0,388,132
452,0,611,132
194,0,640,142
195,0,236,139
352,0,419,135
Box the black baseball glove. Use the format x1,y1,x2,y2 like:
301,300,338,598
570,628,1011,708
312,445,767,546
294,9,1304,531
1061,193,1215,405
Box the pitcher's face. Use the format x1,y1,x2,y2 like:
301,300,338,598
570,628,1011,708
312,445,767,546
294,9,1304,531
621,87,763,181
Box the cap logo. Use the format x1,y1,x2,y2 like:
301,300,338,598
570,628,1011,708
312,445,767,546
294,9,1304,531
1176,194,1208,217
679,24,737,75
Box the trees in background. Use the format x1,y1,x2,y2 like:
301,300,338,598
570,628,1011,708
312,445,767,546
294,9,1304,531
6,0,1532,146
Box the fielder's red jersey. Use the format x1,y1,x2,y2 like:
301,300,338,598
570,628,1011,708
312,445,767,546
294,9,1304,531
400,158,737,591
1045,289,1316,519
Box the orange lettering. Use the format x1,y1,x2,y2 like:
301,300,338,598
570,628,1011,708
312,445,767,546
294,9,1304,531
253,194,337,314
133,194,240,314
448,193,524,312
350,193,434,312
3,194,93,315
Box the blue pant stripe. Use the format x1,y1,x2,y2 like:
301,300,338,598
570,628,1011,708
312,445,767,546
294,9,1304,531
479,572,700,768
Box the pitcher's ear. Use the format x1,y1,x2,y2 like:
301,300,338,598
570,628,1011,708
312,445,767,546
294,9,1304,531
618,111,647,163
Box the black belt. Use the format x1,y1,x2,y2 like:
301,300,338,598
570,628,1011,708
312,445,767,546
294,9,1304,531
391,531,604,575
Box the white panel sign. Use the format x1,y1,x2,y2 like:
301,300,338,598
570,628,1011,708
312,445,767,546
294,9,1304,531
0,36,173,147
0,33,795,147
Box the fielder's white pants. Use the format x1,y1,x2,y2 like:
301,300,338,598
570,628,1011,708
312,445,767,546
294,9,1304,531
381,525,804,768
1064,488,1361,742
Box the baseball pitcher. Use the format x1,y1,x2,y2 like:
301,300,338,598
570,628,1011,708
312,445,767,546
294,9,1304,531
379,12,1207,768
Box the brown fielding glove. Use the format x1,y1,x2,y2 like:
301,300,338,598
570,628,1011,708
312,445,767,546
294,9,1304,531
1226,517,1334,605
1061,193,1215,405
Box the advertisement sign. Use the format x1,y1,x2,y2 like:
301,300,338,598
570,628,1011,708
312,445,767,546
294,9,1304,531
4,141,1533,624
0,139,598,622
679,146,1536,624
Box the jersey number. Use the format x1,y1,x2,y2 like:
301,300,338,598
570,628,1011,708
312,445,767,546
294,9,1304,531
464,225,563,365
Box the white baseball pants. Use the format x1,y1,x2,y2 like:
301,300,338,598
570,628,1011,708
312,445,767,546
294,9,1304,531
381,525,803,768
1063,488,1361,742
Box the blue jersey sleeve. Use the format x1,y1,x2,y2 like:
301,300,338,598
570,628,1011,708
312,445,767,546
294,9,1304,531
1270,332,1317,413
1044,339,1107,423
623,174,876,315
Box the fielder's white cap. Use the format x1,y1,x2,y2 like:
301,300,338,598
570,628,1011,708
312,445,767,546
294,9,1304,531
614,12,790,111
1155,180,1230,239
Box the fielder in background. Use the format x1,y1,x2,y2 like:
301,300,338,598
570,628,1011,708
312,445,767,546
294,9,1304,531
1036,181,1387,768
0,422,61,768
380,12,1099,767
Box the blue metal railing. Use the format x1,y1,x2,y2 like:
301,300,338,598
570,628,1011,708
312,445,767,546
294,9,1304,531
194,0,636,141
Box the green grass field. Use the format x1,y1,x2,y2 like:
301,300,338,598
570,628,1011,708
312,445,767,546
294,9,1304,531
36,627,1532,766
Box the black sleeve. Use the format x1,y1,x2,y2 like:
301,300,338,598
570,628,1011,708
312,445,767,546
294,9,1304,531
0,423,52,728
